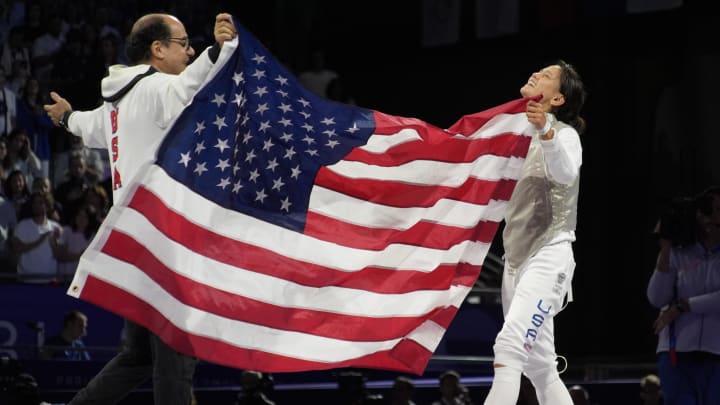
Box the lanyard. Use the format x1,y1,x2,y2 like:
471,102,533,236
669,320,677,367
669,279,680,368
0,88,7,136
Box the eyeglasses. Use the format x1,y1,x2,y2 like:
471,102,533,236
166,36,190,50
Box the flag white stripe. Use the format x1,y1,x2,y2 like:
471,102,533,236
360,128,423,153
461,113,534,138
309,186,508,228
326,154,526,186
407,320,448,353
360,113,531,154
83,252,443,359
105,207,473,317
141,166,492,269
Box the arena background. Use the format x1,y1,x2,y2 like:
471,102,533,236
2,0,719,403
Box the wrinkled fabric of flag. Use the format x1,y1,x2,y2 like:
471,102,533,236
68,19,537,375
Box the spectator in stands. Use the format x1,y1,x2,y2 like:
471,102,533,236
0,0,25,35
80,184,110,221
52,133,103,189
42,309,91,361
51,27,100,111
11,190,62,284
326,76,356,106
93,7,121,44
29,175,61,222
6,59,30,96
235,370,276,405
99,33,122,75
568,385,591,405
0,65,18,138
3,128,42,190
54,154,95,220
5,371,54,405
431,370,474,405
80,23,100,67
517,375,539,405
639,374,663,405
59,3,85,41
3,169,30,217
23,3,44,43
390,376,417,405
648,185,720,405
16,77,53,178
335,370,384,405
1,26,31,78
298,47,338,99
0,137,7,181
0,190,17,272
31,13,65,86
56,203,100,282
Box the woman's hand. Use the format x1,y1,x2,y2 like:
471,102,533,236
653,306,681,334
526,100,547,131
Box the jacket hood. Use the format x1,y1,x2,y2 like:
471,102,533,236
101,64,157,103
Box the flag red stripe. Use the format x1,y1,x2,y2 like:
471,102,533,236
445,97,534,134
370,99,529,138
343,133,531,166
315,167,518,208
305,211,498,251
125,186,478,293
452,262,484,287
369,111,447,137
80,276,434,374
102,230,461,341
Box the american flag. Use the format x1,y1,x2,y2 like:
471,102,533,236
69,21,535,375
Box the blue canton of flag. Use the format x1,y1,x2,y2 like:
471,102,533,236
157,24,375,232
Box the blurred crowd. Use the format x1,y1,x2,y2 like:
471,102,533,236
0,0,360,283
0,0,223,280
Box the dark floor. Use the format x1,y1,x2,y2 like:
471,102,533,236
3,357,652,405
35,376,644,405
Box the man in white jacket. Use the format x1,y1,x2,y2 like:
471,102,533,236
44,12,236,405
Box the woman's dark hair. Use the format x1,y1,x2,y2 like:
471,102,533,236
19,190,54,220
125,15,171,64
69,203,101,239
4,169,29,198
695,185,720,217
82,185,111,215
699,185,720,199
8,128,30,161
554,60,587,135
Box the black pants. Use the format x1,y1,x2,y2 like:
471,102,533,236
69,320,197,405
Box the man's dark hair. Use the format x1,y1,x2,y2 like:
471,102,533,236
9,25,25,40
695,185,720,218
125,15,171,64
698,185,720,200
63,310,86,327
554,59,587,135
394,376,415,390
6,372,41,405
439,369,461,383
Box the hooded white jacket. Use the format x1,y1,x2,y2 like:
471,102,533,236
66,45,223,204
